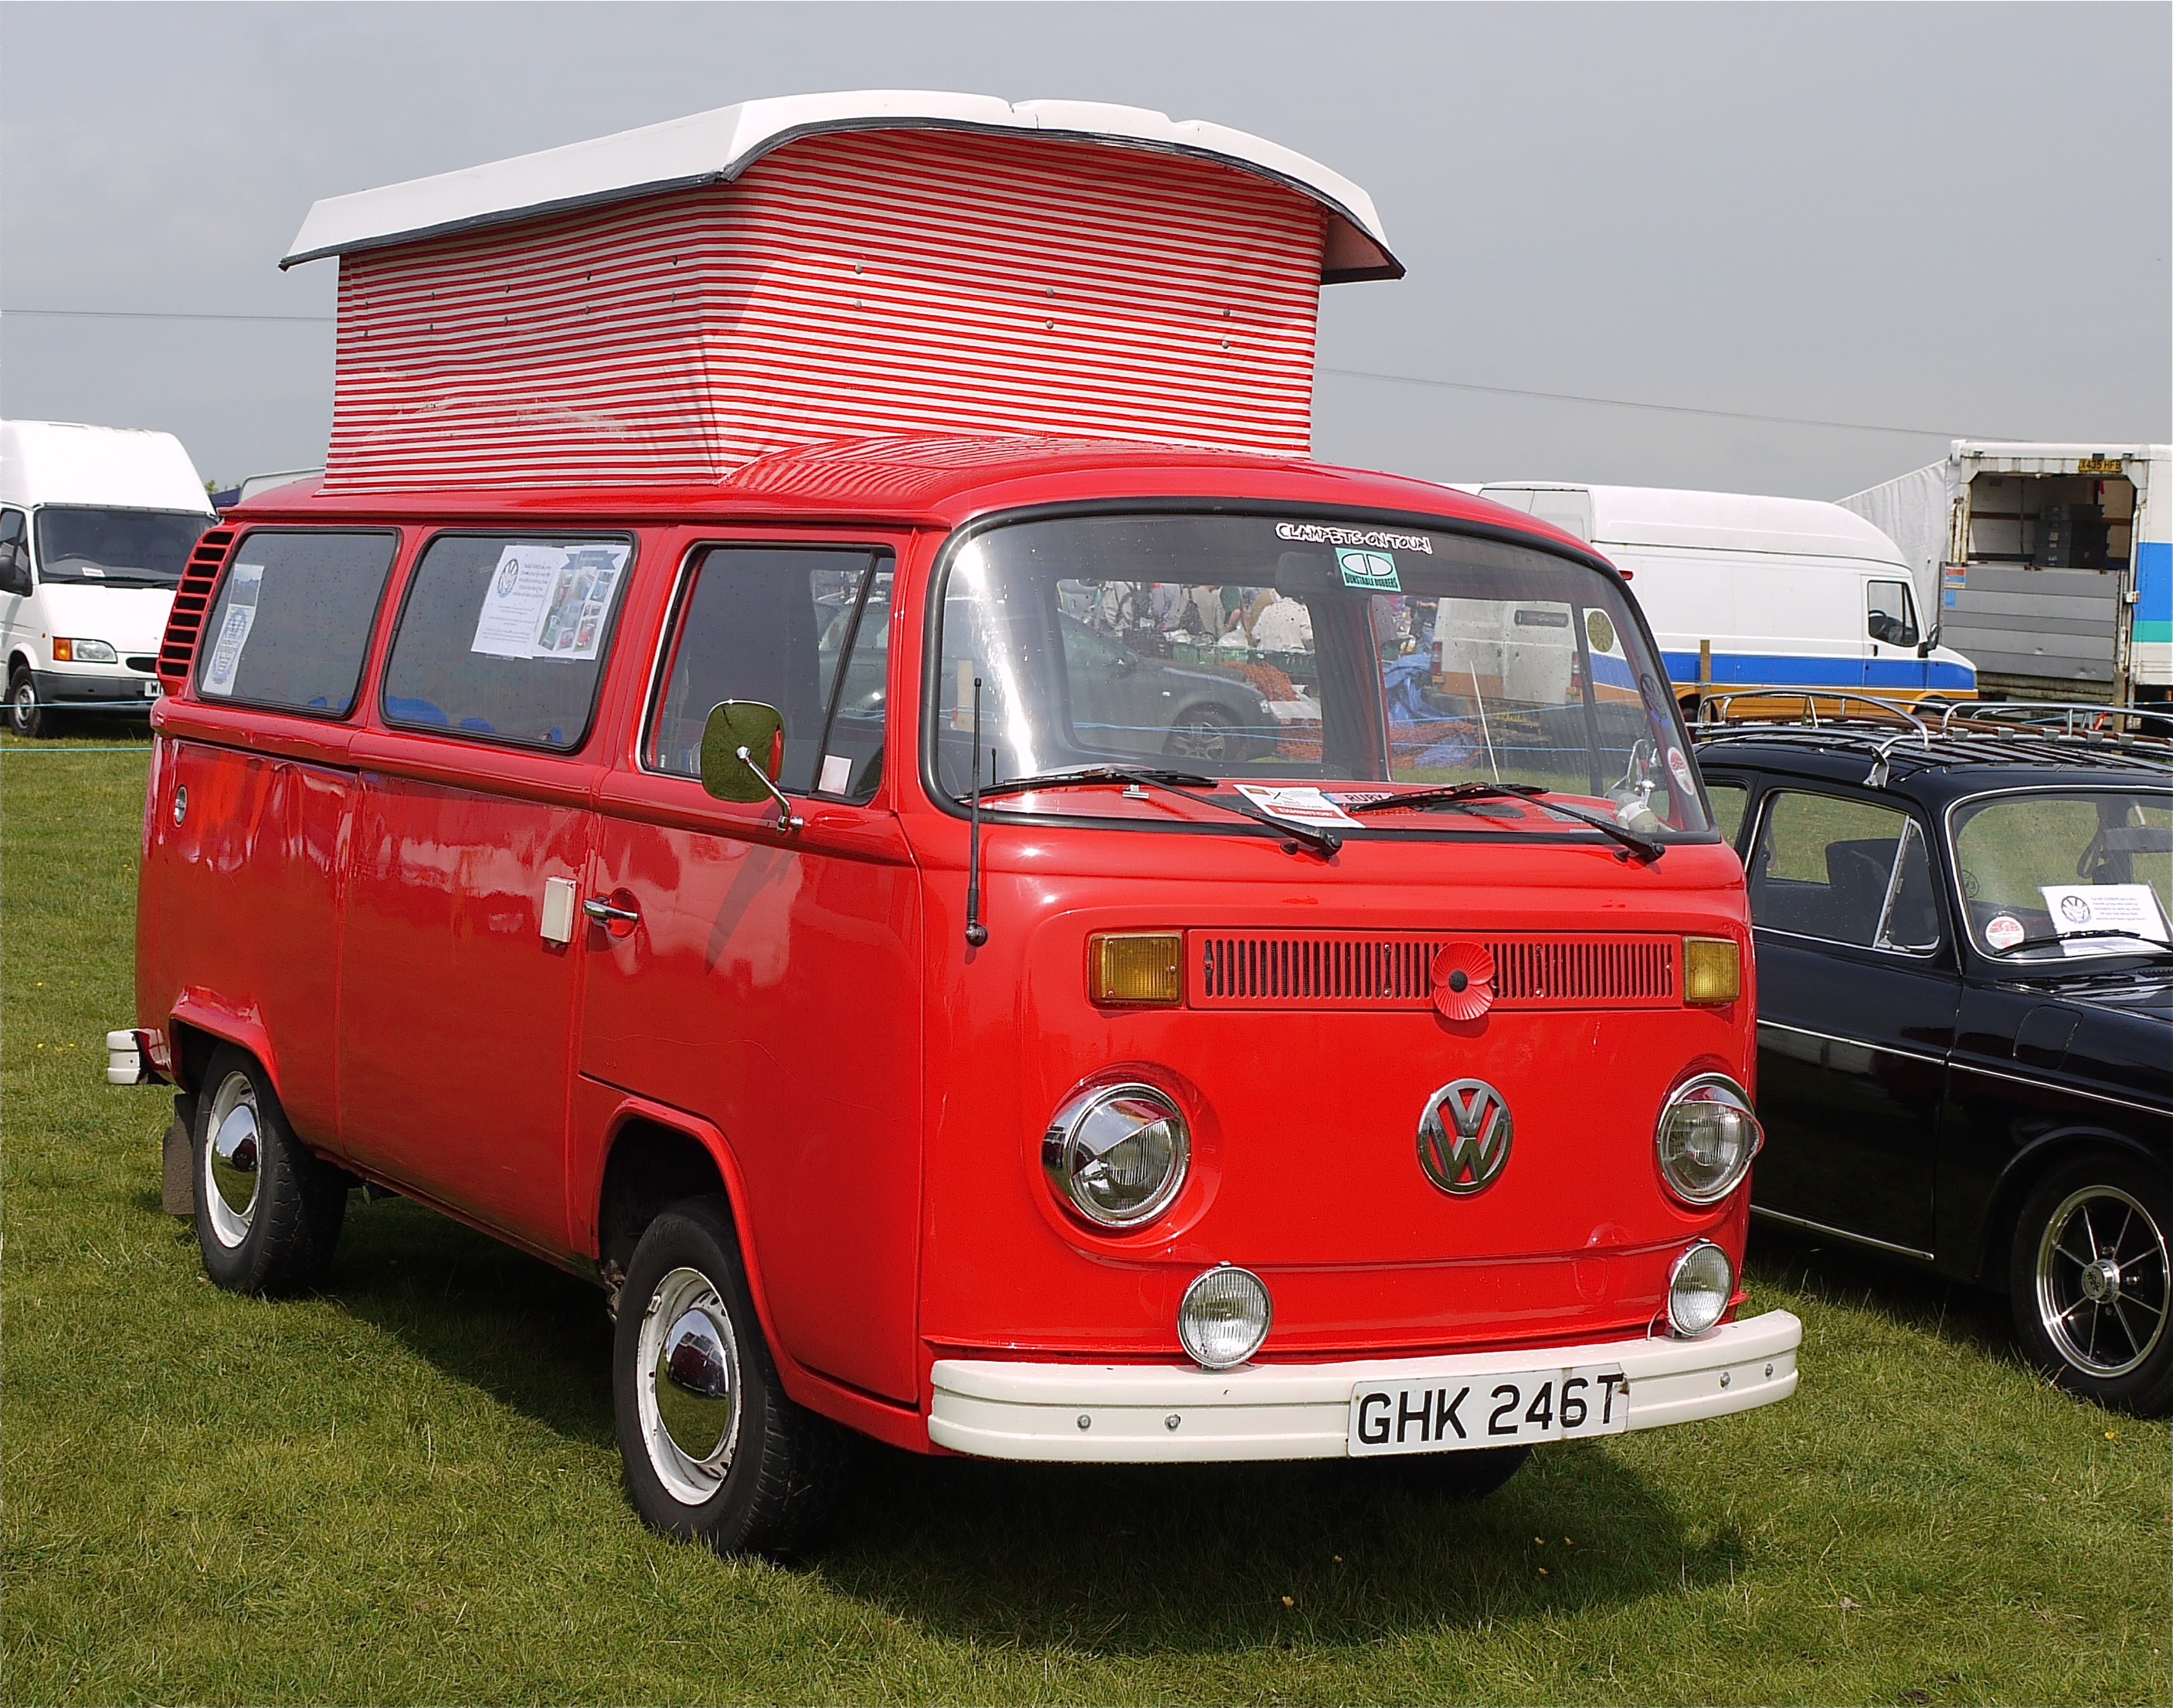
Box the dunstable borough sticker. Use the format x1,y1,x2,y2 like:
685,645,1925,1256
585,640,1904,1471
1336,548,1402,593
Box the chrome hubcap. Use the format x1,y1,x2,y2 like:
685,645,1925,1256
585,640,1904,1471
201,1071,261,1249
636,1266,741,1506
2036,1186,2170,1379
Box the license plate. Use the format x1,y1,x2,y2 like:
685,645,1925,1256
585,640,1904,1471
142,681,161,698
1348,1364,1628,1456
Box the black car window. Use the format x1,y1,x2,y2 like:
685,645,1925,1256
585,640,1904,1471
647,545,890,802
382,535,632,751
196,530,399,717
1750,790,1940,950
1705,780,1750,845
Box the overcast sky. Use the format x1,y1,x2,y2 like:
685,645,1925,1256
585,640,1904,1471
2,2,2166,495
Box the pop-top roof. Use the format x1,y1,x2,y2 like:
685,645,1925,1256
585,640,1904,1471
283,90,1401,282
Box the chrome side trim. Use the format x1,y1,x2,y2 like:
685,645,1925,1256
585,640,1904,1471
1947,1058,2173,1121
1751,1205,1937,1263
1756,1018,1949,1068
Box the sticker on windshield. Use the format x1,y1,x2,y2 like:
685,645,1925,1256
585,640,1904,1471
1275,522,1433,554
1585,610,1618,654
1666,747,1696,795
1983,914,2025,952
1234,784,1360,828
1336,550,1402,593
2037,884,2171,956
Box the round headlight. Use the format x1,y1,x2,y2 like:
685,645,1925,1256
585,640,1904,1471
1666,1240,1734,1338
1655,1074,1762,1205
1177,1265,1272,1369
1042,1082,1190,1229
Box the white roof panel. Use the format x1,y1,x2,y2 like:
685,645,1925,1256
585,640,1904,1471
1474,482,1910,565
283,90,1401,282
0,419,214,514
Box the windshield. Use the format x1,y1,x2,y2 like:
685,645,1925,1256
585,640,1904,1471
33,507,209,586
1951,789,2173,960
930,512,1709,834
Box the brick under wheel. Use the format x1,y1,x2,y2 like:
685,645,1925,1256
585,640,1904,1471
2010,1153,2173,1417
193,1044,348,1295
612,1197,850,1558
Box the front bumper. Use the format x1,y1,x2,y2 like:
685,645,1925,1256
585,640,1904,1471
32,668,161,708
929,1308,1801,1462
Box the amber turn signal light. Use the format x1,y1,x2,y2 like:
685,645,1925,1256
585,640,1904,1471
1088,932,1183,1006
1683,937,1742,1006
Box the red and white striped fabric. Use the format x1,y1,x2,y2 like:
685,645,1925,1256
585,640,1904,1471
322,128,1326,494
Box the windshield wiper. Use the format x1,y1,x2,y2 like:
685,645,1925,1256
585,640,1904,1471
968,766,1341,858
1985,928,2173,959
1347,782,1665,863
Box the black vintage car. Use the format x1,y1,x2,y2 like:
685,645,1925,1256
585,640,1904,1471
1693,707,2172,1413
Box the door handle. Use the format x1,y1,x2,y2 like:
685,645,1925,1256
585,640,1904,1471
582,896,640,925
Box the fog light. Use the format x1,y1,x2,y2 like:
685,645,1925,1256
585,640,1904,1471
1683,937,1741,1005
1177,1265,1272,1370
1088,932,1183,1006
1656,1074,1761,1204
1666,1241,1733,1338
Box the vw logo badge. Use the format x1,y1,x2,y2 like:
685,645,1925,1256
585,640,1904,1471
1418,1078,1513,1197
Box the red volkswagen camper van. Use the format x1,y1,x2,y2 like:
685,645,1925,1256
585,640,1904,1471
135,93,1798,1556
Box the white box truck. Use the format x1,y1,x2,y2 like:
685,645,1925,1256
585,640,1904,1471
1458,483,1977,705
0,420,217,737
1840,442,2169,710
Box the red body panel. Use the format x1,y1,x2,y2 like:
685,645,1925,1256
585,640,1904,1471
138,442,1754,1452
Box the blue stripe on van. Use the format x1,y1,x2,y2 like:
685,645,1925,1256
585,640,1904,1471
1659,651,1976,692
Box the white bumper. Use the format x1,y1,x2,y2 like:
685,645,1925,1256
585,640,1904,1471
929,1309,1801,1462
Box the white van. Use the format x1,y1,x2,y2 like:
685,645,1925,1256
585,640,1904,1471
1459,484,1978,703
0,420,217,736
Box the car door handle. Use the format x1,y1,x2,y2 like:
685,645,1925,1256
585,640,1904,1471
582,896,640,925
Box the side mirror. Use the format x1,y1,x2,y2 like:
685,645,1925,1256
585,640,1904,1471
0,545,28,596
699,701,801,832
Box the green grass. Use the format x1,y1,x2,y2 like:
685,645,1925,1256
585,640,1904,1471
4,736,2168,1704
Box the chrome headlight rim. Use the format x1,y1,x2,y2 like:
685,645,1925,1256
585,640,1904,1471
1041,1080,1192,1231
1665,1238,1735,1339
1176,1263,1273,1370
1655,1071,1762,1207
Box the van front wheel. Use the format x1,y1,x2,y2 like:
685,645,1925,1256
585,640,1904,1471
193,1045,348,1295
9,666,47,739
612,1198,847,1557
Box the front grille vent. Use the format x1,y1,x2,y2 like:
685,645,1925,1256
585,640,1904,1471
155,528,236,692
1190,931,1676,1010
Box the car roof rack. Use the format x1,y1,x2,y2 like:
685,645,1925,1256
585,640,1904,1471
1689,687,2173,785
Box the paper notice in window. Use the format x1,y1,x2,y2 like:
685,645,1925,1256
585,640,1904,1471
199,563,263,697
2038,883,2172,956
1233,784,1360,827
471,542,628,662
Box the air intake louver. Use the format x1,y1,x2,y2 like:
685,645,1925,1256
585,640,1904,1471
156,528,236,693
1190,931,1676,1010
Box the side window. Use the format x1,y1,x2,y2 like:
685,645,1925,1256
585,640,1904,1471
197,531,399,716
1704,779,1750,846
646,546,890,802
1867,579,1919,647
382,535,631,751
1749,790,1940,950
0,508,27,592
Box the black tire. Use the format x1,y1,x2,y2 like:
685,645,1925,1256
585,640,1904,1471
193,1045,348,1295
8,664,47,739
1366,1444,1530,1503
612,1197,848,1558
2009,1153,2173,1416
